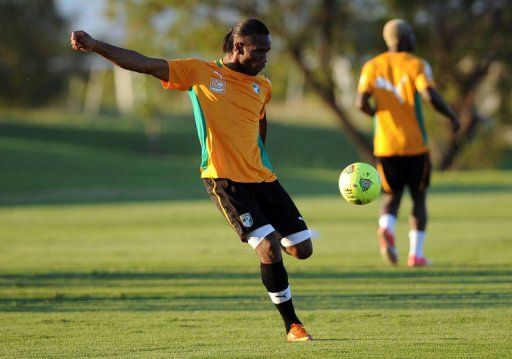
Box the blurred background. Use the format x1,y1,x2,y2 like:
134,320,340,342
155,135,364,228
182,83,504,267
1,0,511,205
1,3,512,356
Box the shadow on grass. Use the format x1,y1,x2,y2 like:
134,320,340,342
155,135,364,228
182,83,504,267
1,120,511,206
1,267,511,282
1,267,510,312
0,120,353,206
0,120,359,166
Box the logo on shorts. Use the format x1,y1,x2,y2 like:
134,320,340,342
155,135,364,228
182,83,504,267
240,213,253,228
209,78,226,93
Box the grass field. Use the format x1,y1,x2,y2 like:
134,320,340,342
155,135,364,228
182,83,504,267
1,111,511,358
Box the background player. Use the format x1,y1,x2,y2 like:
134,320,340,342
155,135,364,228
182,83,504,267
356,19,460,267
71,18,313,341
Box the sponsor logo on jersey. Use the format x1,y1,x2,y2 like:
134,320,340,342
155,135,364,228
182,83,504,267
209,78,226,93
240,212,253,228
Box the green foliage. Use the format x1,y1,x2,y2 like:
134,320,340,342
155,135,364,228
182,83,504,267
0,0,73,106
104,0,512,167
382,0,512,93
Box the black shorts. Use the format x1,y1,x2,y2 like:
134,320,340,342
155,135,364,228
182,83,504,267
376,153,431,194
202,178,308,242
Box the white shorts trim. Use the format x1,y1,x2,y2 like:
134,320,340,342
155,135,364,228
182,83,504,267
281,229,310,248
247,224,275,249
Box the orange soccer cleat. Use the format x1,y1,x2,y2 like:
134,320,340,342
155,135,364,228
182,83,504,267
378,228,398,265
287,323,313,342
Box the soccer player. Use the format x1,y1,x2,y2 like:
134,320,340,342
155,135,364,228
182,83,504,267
356,19,460,267
70,19,313,341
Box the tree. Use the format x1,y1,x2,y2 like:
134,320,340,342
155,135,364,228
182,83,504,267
108,0,374,160
230,0,512,168
109,0,512,168
0,0,72,106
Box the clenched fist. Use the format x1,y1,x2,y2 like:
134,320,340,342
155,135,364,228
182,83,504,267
70,30,96,52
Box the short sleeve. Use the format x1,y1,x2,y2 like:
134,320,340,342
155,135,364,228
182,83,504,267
259,78,272,120
414,60,436,92
161,58,201,91
357,61,375,94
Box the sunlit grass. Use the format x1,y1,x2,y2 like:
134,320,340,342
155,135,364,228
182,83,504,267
0,110,511,357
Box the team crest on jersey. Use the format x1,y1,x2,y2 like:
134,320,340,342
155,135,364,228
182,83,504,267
209,78,226,93
252,82,260,94
240,213,253,228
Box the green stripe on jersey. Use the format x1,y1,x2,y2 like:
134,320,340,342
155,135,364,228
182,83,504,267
258,136,273,171
414,91,428,145
372,113,377,136
187,89,209,170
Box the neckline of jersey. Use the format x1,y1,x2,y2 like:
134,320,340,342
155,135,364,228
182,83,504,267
216,59,264,81
385,51,411,56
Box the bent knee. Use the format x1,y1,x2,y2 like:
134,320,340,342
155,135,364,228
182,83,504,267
288,240,313,260
296,247,313,260
255,234,283,263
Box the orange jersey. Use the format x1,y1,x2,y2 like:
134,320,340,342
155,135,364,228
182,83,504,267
162,58,276,182
357,52,435,156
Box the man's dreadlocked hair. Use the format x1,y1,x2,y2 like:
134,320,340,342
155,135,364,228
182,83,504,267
222,18,270,53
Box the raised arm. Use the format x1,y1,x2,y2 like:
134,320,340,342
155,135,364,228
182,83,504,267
420,87,460,132
70,30,169,82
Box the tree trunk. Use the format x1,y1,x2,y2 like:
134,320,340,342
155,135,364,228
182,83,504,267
289,46,373,163
440,108,482,170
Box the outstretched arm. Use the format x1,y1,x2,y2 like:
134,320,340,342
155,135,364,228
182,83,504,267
70,30,169,82
355,92,376,117
420,87,460,133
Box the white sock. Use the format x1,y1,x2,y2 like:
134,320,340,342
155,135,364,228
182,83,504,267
409,230,426,257
378,214,396,233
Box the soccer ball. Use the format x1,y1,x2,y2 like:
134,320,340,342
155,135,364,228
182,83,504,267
339,162,381,205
